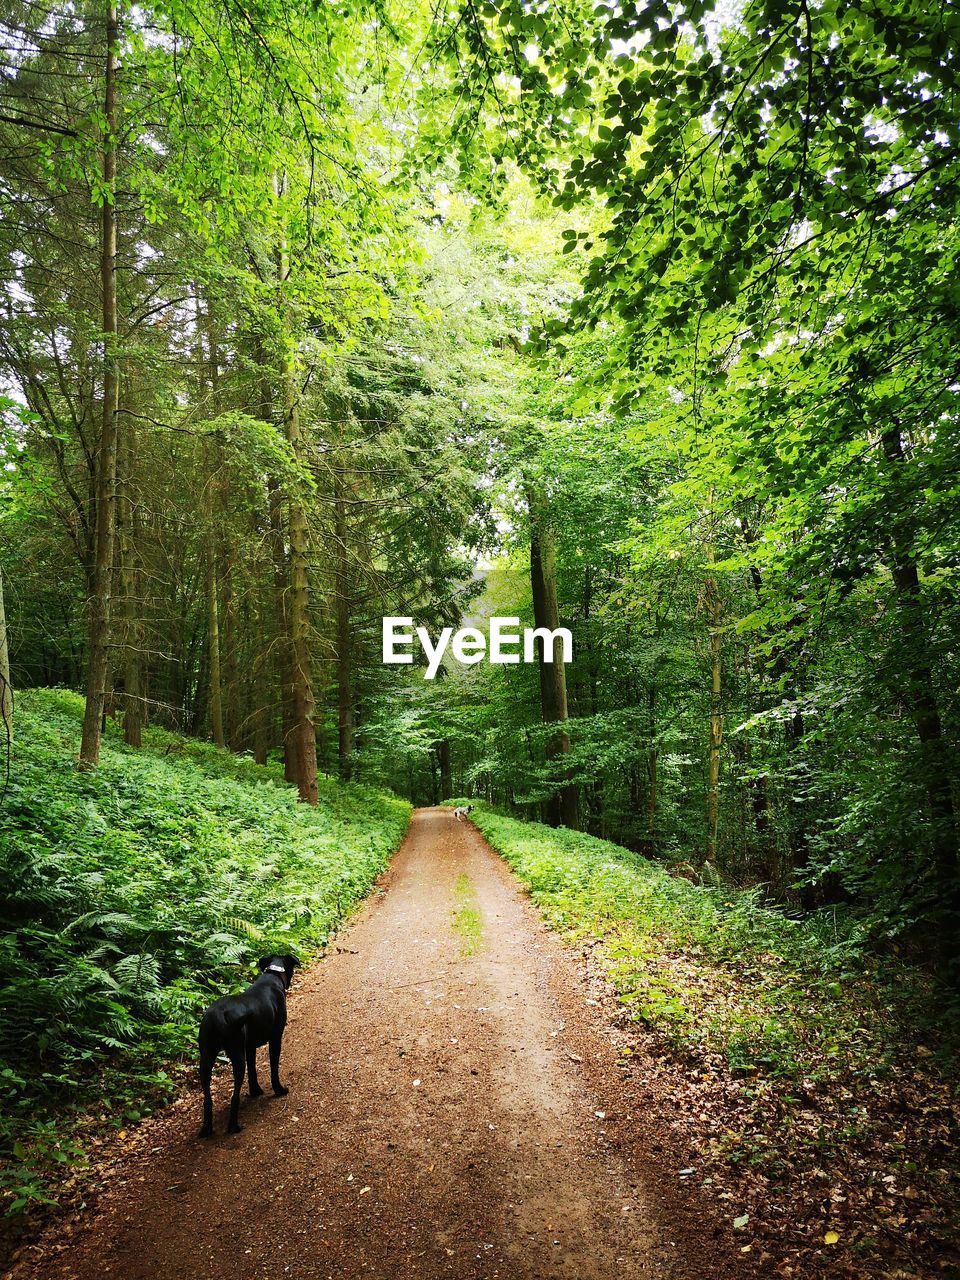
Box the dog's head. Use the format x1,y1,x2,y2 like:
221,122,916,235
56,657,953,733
258,955,299,989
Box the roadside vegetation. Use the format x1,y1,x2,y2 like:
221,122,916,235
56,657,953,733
463,801,960,1277
0,690,410,1217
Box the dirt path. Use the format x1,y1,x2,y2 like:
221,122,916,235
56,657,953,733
9,808,749,1280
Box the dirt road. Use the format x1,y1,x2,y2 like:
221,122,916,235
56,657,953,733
10,808,747,1280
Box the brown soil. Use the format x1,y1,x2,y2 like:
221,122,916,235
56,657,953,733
5,808,755,1280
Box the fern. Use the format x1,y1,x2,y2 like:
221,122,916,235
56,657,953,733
0,688,411,1215
221,916,266,941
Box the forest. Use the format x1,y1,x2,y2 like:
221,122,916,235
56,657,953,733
0,0,959,1275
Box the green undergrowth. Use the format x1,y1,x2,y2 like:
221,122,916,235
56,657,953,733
451,873,483,955
0,689,411,1216
458,802,959,1087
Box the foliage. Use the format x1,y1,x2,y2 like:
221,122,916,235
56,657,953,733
1,0,959,1253
0,689,410,1214
465,801,958,1083
457,801,960,1274
394,0,960,977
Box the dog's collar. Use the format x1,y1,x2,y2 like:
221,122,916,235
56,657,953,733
265,964,286,975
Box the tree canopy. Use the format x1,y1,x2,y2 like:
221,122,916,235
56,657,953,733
1,0,958,976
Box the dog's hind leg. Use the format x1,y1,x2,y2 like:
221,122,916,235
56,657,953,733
198,1014,218,1138
247,1040,264,1098
269,1031,288,1096
227,1044,246,1133
198,1050,215,1139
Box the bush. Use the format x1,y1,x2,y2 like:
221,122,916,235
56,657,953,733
0,689,411,1213
468,804,959,1083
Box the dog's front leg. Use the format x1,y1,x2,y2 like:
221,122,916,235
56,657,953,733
247,1041,264,1097
269,1031,288,1096
227,1049,245,1133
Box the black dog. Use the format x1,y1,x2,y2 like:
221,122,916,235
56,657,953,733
198,954,298,1138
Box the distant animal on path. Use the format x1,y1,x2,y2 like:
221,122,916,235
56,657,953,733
198,954,299,1138
453,804,474,822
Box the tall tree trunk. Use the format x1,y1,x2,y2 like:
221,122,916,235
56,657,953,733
581,567,604,835
222,558,240,751
883,428,959,975
276,195,317,804
643,684,658,848
282,375,318,804
257,345,297,783
204,489,224,749
79,0,120,768
745,546,806,894
117,413,142,748
0,566,12,744
528,485,579,829
198,296,224,749
784,704,813,904
267,476,298,783
747,751,770,834
252,637,270,766
334,464,352,780
436,738,452,801
704,546,723,866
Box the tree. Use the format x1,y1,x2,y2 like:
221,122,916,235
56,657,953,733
527,484,578,828
77,0,120,768
2,0,959,982
0,566,11,745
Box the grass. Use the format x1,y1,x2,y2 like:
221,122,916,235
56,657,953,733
0,689,411,1217
451,874,483,955
455,802,959,1086
454,801,960,1273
